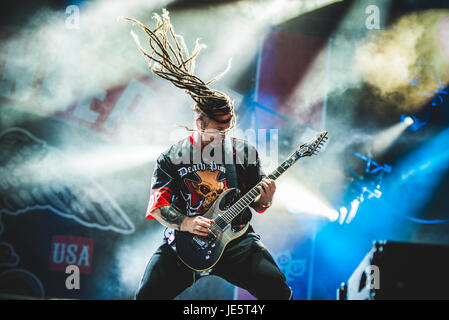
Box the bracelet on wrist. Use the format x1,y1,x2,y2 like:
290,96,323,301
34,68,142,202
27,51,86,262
259,201,272,208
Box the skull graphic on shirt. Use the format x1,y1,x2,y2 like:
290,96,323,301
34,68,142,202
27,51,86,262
190,169,226,212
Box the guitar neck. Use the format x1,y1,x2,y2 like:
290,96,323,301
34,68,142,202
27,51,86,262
220,150,303,224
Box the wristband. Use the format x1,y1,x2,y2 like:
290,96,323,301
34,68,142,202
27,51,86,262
259,201,272,208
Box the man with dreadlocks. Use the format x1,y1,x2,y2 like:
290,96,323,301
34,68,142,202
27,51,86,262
123,10,292,300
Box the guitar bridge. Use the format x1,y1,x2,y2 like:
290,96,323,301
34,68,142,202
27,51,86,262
192,231,217,251
192,236,208,250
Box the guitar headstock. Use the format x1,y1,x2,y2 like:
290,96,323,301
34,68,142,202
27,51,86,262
297,131,328,157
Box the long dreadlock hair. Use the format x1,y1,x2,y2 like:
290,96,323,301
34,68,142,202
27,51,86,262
121,9,236,131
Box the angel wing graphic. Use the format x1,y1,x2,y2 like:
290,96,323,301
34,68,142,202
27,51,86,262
0,127,135,234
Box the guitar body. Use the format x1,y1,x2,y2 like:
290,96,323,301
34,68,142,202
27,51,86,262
175,188,249,271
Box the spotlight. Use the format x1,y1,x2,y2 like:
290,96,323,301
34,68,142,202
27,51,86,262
338,206,348,225
276,179,338,221
401,114,427,131
371,117,414,156
404,117,414,126
401,115,414,126
345,199,360,224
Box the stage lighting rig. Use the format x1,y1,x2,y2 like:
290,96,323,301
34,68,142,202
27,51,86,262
338,153,391,224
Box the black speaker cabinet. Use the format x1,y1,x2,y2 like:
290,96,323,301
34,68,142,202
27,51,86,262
338,240,449,300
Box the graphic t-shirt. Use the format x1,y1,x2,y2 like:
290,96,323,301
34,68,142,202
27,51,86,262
146,132,268,230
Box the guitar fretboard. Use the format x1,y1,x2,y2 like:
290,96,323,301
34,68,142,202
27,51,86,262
217,148,304,224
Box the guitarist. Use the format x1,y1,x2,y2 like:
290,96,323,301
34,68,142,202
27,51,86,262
136,109,293,300
123,10,292,300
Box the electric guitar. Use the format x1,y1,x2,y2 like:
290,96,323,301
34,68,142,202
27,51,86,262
175,131,328,271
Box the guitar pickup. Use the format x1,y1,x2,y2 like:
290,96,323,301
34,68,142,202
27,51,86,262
214,216,230,231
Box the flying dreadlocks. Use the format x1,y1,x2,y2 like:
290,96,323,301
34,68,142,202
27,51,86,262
121,9,236,131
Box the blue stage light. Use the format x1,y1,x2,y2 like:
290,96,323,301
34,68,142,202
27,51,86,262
401,115,414,126
400,114,427,131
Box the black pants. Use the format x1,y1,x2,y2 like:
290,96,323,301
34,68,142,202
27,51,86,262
135,227,292,300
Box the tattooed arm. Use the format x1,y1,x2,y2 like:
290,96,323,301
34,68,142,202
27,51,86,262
152,206,213,236
151,206,186,230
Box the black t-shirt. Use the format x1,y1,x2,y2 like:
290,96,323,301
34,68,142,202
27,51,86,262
146,132,268,230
